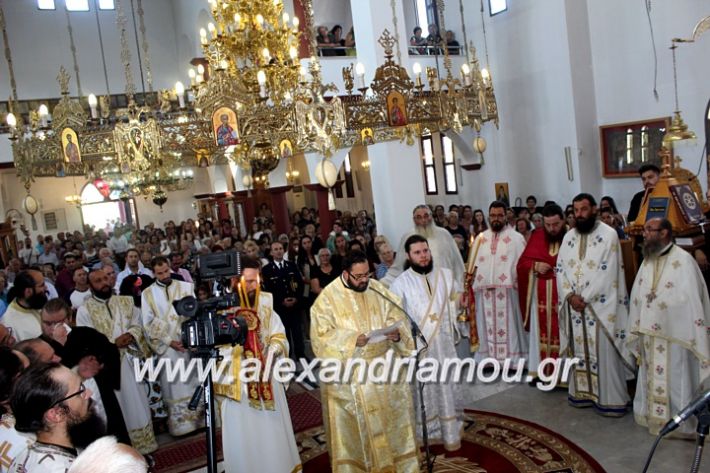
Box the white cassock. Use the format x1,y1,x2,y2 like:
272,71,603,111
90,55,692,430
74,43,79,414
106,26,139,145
471,227,528,363
141,280,204,436
556,222,634,416
390,267,464,451
627,243,710,435
383,226,465,292
0,301,41,342
76,294,158,453
214,292,301,473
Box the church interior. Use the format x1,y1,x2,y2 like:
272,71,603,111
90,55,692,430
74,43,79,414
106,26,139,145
0,0,709,472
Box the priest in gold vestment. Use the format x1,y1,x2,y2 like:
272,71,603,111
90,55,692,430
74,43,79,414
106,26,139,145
311,250,420,473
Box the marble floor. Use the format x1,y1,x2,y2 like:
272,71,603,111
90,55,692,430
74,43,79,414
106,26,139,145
184,380,707,473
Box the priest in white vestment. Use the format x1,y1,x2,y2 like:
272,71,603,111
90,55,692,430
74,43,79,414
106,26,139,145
627,218,710,435
214,257,301,473
141,257,204,436
390,234,464,451
383,205,465,291
76,267,157,453
471,201,528,363
556,194,633,417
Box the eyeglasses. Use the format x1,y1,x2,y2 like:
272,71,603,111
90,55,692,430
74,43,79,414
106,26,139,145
348,272,371,281
42,318,67,328
50,383,88,408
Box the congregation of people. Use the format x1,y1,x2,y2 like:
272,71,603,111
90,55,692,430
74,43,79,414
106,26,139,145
0,161,707,472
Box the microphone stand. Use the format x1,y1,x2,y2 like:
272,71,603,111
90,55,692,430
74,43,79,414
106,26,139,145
370,286,435,473
689,408,710,473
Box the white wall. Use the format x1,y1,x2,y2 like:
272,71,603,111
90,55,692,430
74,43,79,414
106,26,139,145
588,0,709,213
0,0,182,100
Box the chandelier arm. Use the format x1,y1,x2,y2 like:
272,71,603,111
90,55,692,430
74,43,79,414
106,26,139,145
64,5,83,97
389,0,402,65
115,0,136,98
459,0,470,63
129,0,147,99
479,0,490,69
300,0,317,58
136,0,154,93
0,0,19,103
94,2,112,96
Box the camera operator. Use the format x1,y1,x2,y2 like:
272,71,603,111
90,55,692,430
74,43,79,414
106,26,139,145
214,255,301,472
141,256,204,437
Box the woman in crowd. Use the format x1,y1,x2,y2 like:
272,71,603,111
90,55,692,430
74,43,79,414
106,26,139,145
310,248,338,296
472,209,488,236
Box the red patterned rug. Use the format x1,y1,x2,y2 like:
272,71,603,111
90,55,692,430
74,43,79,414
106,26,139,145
151,387,322,473
152,388,605,473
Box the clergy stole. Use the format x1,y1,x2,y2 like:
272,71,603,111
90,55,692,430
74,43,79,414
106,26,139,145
310,278,420,473
214,295,288,411
557,224,633,412
472,228,526,360
517,229,561,374
627,245,710,432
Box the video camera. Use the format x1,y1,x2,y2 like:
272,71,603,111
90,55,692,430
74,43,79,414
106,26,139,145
174,250,247,352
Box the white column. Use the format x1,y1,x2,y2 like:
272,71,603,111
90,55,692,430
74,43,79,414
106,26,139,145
349,0,425,244
368,141,426,245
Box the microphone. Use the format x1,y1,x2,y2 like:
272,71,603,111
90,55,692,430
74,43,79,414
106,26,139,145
368,284,428,348
659,389,710,436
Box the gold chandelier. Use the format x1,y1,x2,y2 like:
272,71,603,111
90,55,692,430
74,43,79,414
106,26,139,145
4,0,499,198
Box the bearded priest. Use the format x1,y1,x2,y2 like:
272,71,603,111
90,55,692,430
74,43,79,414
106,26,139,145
390,235,464,451
471,201,528,363
556,193,633,416
516,204,566,378
627,217,710,436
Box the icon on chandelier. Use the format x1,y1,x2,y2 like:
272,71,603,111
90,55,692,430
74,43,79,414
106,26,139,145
361,128,375,146
386,91,407,127
61,127,82,163
212,106,239,147
279,139,293,159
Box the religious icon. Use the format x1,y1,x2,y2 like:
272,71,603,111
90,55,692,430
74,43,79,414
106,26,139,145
279,139,293,159
61,127,81,163
198,155,209,168
360,128,375,146
494,182,510,207
212,106,239,147
386,91,407,127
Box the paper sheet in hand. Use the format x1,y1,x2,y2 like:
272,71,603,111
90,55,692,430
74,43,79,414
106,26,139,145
367,320,403,343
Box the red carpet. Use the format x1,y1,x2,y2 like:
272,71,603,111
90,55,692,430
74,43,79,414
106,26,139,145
151,388,322,473
152,388,606,473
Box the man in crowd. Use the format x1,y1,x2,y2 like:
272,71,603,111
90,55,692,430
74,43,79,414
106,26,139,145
39,298,71,359
310,251,418,472
107,231,129,266
170,252,192,283
38,242,60,267
516,204,566,378
556,193,633,416
627,164,660,223
77,268,157,453
18,237,39,267
115,249,153,292
5,258,22,284
627,217,710,435
2,269,47,341
141,256,203,436
10,363,106,471
15,337,62,364
384,204,465,291
0,347,31,471
390,235,463,451
56,252,80,300
70,267,92,309
214,256,301,471
470,201,528,363
262,241,305,361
